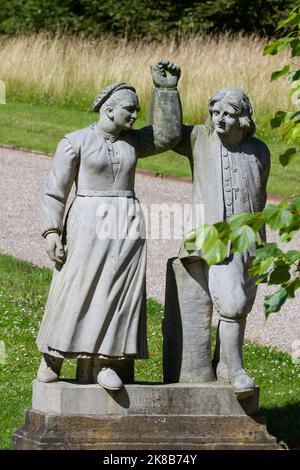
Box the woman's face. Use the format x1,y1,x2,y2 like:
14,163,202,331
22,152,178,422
211,101,240,136
109,91,140,130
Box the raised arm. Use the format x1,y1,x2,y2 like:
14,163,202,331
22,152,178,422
134,60,182,158
41,137,79,263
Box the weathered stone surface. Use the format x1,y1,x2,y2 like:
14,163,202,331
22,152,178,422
31,380,259,416
13,381,280,450
13,410,280,450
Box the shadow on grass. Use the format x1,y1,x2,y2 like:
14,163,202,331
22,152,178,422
262,403,300,449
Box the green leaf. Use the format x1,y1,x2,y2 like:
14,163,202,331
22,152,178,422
288,13,300,28
214,221,231,245
269,264,291,285
247,213,266,232
202,225,220,252
280,230,298,242
284,250,300,263
288,70,300,83
279,147,297,166
263,40,280,56
271,65,290,81
263,204,280,224
291,39,300,57
231,225,256,253
275,18,290,31
285,278,300,298
228,212,265,233
228,212,254,228
290,196,300,211
292,125,300,139
185,230,197,241
255,242,283,260
249,257,273,276
202,239,227,266
263,204,293,229
264,288,288,316
263,39,293,56
278,199,289,209
276,11,300,31
184,224,221,255
184,224,210,252
270,111,286,129
277,210,294,228
284,111,300,123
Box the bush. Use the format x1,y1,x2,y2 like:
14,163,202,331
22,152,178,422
0,0,298,39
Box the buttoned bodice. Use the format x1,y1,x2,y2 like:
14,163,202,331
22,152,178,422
67,124,138,192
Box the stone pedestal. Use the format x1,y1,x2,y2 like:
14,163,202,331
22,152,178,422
13,380,280,450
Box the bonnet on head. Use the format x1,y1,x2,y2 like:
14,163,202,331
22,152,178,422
92,82,136,113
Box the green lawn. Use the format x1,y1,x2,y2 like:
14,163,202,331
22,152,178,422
0,253,299,449
0,101,299,197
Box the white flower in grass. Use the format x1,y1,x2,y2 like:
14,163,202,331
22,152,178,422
291,340,300,365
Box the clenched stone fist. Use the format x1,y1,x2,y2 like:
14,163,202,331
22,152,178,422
151,59,181,89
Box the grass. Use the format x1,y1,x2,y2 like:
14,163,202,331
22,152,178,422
0,100,299,197
0,33,298,197
0,33,293,120
0,252,299,449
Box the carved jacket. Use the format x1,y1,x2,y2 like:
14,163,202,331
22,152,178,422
175,125,271,258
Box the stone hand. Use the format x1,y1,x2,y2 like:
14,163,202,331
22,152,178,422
45,232,66,264
151,59,181,88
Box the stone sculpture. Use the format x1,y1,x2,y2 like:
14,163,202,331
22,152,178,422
164,87,270,394
36,60,181,391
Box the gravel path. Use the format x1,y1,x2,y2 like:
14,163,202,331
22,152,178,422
0,146,299,354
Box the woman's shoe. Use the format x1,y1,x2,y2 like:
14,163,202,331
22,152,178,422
97,367,123,390
37,353,62,383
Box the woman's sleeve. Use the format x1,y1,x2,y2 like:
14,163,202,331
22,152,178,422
41,137,79,237
173,124,197,161
134,88,182,158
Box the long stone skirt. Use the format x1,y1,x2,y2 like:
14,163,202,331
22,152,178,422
37,195,148,360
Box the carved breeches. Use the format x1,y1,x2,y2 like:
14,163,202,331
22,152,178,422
177,252,257,321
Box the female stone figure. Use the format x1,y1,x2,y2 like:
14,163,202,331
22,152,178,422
36,60,181,390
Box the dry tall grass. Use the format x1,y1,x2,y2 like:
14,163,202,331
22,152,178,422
0,33,294,120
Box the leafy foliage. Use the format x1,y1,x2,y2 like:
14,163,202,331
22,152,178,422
263,7,300,165
185,200,300,316
0,0,298,38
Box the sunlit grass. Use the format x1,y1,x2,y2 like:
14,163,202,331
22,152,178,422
0,33,294,120
0,253,299,449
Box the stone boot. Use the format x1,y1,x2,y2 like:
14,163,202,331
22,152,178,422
97,367,123,391
37,353,63,383
76,358,93,384
219,318,255,394
213,321,230,382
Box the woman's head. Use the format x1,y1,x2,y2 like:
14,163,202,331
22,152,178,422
92,82,139,132
207,87,255,139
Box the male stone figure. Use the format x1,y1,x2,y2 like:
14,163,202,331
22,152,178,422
165,87,270,393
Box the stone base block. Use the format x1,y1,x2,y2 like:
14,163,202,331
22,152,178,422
13,380,280,450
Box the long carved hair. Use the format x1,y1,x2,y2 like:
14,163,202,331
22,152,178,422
207,87,256,139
